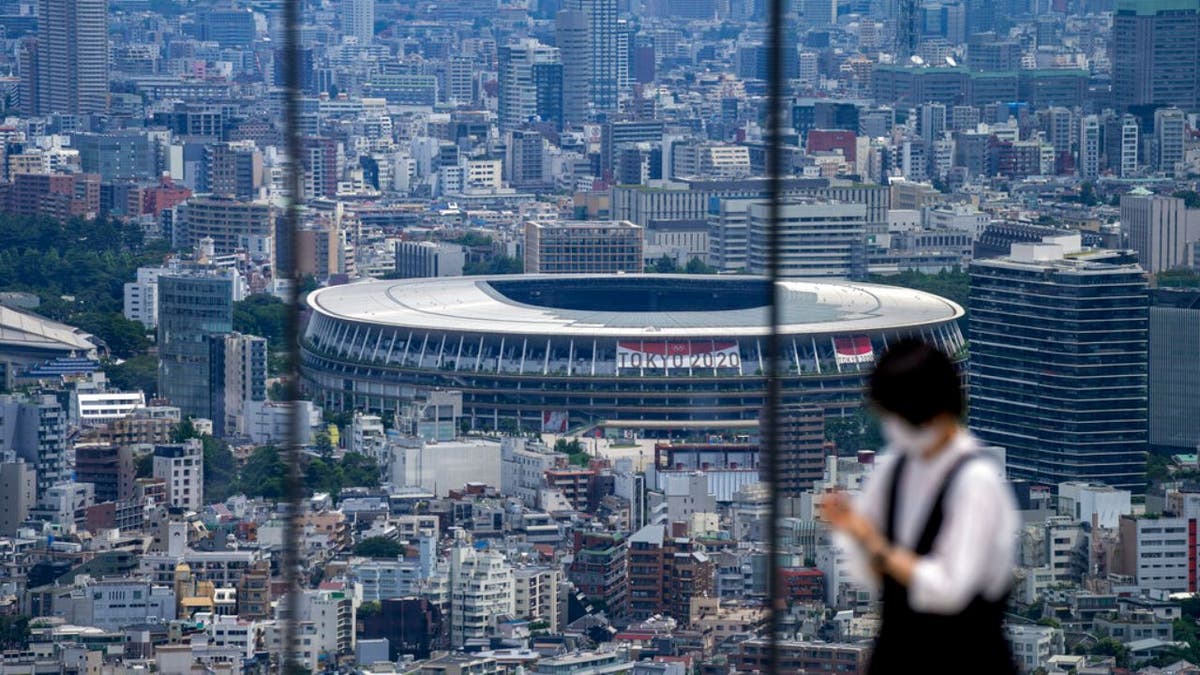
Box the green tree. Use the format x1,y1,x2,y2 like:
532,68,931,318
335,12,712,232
353,537,403,558
76,313,151,359
825,409,884,453
232,295,287,350
1159,268,1200,288
652,255,680,273
314,430,334,459
1174,190,1200,208
203,437,238,503
103,354,159,396
134,452,154,479
684,257,718,274
0,615,30,650
236,446,288,500
1079,182,1099,206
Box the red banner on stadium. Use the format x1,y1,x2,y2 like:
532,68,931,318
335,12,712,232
834,335,874,365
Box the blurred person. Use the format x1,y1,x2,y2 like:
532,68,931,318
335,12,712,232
821,338,1019,674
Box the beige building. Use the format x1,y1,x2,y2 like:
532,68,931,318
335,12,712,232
524,220,643,274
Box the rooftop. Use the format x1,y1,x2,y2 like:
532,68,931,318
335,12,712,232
307,274,962,338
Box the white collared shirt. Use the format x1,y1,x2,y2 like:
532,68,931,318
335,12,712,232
836,429,1020,615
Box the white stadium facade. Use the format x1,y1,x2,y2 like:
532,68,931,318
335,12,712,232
301,275,965,434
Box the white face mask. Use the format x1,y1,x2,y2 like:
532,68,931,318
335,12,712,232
881,416,943,458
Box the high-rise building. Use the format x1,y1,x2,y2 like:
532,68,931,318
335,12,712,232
1120,114,1139,178
1149,289,1200,452
447,56,475,105
746,201,867,278
0,395,68,500
1110,0,1200,111
157,271,236,420
506,129,550,189
969,234,1148,491
1120,189,1200,274
1154,107,1186,177
524,220,644,273
1078,114,1100,181
917,102,947,145
567,0,618,114
497,39,560,132
208,332,267,438
896,0,921,59
801,0,836,27
555,9,590,126
32,0,109,115
341,0,374,44
153,440,204,511
768,405,826,497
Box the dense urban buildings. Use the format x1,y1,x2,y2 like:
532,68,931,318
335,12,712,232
0,0,1199,670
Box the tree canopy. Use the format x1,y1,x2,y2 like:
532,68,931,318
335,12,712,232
353,537,403,558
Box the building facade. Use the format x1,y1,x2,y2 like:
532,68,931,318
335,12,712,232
969,235,1148,491
524,221,644,274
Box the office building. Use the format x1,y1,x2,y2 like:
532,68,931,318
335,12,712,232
524,220,644,274
969,235,1148,491
497,39,560,132
152,440,204,511
556,9,590,126
1110,0,1200,111
0,461,35,536
1149,289,1200,452
1115,515,1193,592
0,394,68,500
800,0,836,27
566,0,618,114
448,546,514,648
341,0,373,44
208,333,267,438
1078,114,1100,181
1154,107,1187,177
198,8,255,46
157,271,236,420
394,241,465,279
206,142,264,201
746,200,867,278
73,132,155,182
1121,189,1200,274
31,0,108,115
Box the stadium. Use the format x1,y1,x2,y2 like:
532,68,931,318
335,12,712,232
301,275,965,434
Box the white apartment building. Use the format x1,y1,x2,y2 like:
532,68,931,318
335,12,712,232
450,546,515,648
153,439,204,511
500,438,558,507
1007,625,1065,673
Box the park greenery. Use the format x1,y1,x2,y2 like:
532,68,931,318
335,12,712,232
0,213,168,358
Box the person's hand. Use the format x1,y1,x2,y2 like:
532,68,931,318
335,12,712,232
821,491,874,544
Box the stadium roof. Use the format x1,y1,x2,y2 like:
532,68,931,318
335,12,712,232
307,275,963,338
0,305,99,355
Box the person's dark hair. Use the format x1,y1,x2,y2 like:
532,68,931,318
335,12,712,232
868,337,962,426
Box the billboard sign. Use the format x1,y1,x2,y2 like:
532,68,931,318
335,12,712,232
616,341,741,372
